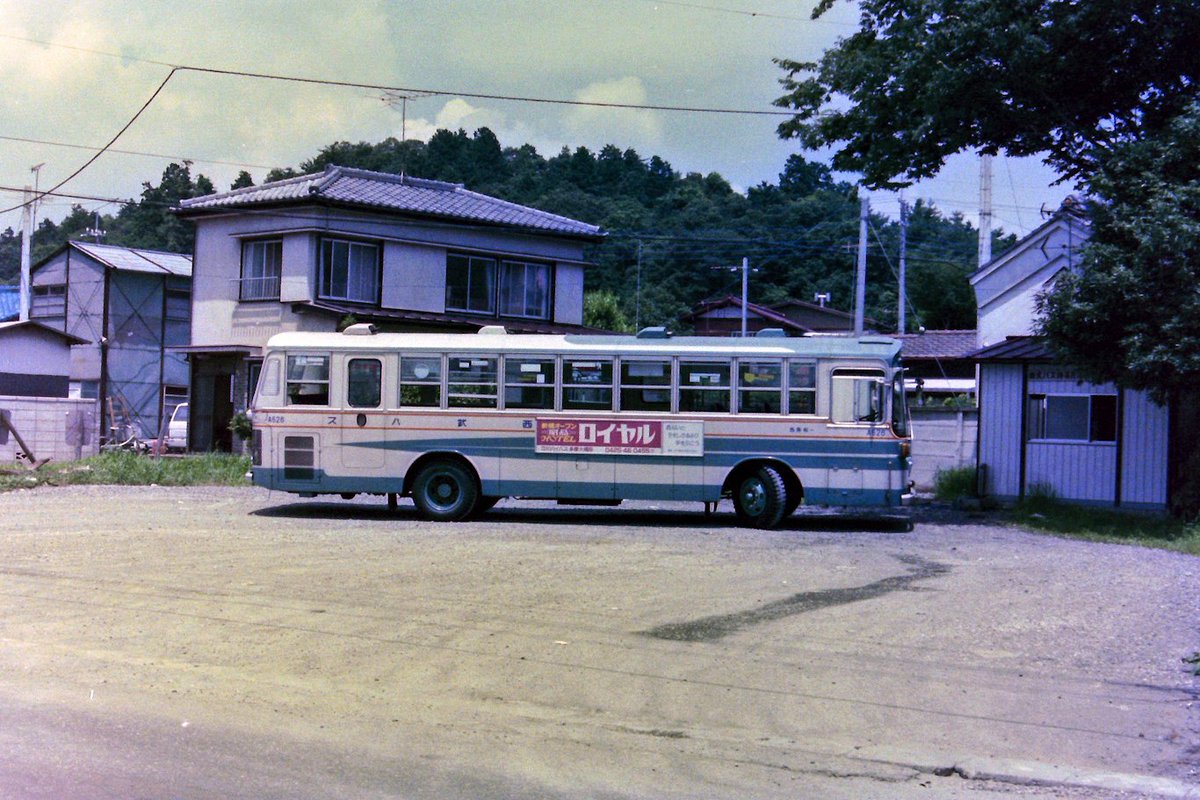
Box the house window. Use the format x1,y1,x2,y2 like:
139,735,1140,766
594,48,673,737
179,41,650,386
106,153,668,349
1026,394,1117,442
446,254,497,314
499,260,550,319
320,239,379,304
241,240,281,300
31,284,66,317
446,253,552,320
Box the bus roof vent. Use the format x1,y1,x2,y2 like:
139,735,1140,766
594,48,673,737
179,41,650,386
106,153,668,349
636,326,672,339
478,325,508,335
755,328,788,338
342,323,377,336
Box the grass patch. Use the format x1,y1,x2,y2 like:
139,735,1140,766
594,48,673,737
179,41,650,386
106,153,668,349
933,466,978,502
1009,494,1200,556
0,452,251,492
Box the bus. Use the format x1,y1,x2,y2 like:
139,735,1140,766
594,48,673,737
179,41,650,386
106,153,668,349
248,324,912,528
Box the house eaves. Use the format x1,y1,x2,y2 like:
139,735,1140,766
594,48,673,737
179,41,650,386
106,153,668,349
175,165,605,242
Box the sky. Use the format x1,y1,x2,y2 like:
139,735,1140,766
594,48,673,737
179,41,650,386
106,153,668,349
0,0,1076,240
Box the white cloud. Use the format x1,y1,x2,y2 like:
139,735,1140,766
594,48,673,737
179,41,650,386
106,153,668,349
565,76,664,149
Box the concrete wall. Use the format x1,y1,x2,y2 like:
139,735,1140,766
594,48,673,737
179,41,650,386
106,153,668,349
0,396,99,463
909,406,978,491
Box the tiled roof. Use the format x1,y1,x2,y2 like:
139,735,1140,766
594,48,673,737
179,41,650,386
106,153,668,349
895,330,979,360
70,241,192,277
682,295,809,332
971,335,1054,362
178,166,604,240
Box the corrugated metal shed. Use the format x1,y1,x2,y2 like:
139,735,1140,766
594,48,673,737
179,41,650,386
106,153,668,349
177,165,604,240
971,335,1053,362
71,242,193,277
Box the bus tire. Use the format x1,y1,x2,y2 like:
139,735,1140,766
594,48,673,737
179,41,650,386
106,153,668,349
733,465,788,529
411,460,479,522
472,496,501,518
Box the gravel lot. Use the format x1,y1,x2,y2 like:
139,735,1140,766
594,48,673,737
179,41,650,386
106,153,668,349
0,485,1197,799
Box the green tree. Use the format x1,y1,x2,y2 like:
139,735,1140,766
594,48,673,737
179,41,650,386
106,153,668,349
107,163,214,253
1038,103,1200,403
582,290,632,332
774,0,1200,188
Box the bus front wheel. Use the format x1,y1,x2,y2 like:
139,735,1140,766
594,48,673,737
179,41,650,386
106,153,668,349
733,466,788,529
412,461,479,521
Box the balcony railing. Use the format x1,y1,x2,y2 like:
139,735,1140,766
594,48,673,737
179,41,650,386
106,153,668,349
238,275,281,301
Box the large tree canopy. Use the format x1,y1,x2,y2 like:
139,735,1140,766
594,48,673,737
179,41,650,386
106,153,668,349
775,0,1200,188
1038,102,1200,403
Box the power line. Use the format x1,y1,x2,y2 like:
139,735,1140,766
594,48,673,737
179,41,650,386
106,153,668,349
0,33,793,118
0,68,179,216
0,133,276,172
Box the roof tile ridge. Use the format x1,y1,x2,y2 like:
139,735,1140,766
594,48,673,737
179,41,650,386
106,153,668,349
181,170,325,206
455,186,602,231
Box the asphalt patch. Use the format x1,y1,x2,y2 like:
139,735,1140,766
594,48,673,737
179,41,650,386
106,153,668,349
642,554,950,642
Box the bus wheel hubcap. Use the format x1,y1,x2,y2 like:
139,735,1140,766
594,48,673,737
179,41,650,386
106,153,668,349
741,480,765,515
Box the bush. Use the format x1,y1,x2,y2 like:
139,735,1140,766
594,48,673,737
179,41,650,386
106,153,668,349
933,466,977,502
0,452,251,492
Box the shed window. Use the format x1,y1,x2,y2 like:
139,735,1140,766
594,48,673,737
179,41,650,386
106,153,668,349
1027,394,1116,442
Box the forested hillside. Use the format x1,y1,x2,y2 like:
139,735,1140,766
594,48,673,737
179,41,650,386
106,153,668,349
1,128,1011,332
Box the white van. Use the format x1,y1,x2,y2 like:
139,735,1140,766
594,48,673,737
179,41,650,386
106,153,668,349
164,402,188,452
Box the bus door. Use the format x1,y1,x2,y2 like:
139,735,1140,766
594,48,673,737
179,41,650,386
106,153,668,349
502,355,560,497
554,358,618,500
827,368,886,502
341,356,386,470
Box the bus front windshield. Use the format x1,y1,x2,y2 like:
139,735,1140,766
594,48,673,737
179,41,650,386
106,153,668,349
891,373,910,437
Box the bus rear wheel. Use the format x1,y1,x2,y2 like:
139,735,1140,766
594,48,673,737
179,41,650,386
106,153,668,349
412,461,479,521
733,466,788,529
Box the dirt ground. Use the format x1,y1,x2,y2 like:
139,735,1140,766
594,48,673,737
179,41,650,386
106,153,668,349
0,485,1197,799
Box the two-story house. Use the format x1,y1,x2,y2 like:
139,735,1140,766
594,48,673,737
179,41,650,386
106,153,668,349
174,165,605,452
28,241,192,444
969,201,1170,510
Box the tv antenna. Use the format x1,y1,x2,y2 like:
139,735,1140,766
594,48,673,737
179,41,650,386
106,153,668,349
382,90,439,141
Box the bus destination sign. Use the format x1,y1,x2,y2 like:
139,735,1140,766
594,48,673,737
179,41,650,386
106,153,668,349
535,419,704,456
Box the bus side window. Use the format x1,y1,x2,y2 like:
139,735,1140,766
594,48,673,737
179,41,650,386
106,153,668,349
788,360,817,415
286,355,330,406
830,369,884,423
400,356,441,407
563,359,613,410
620,359,671,412
448,356,498,408
504,357,555,409
679,361,730,413
347,358,382,408
738,360,781,413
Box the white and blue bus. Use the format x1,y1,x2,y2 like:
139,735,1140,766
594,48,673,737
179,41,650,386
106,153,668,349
248,324,912,528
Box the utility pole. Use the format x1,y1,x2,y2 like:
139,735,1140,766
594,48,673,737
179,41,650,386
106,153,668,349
710,257,753,336
635,239,642,330
855,196,869,336
739,256,749,338
978,154,993,268
898,198,908,334
17,163,44,321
